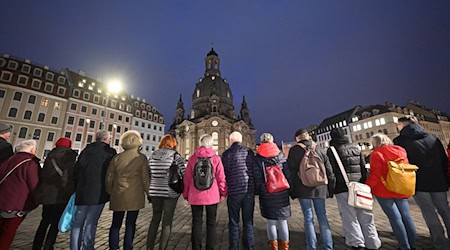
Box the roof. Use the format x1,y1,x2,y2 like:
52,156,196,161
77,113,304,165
317,106,361,130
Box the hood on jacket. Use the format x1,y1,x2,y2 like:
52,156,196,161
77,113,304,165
257,142,280,158
194,146,217,158
151,148,176,160
330,128,350,146
374,145,407,161
120,130,143,150
400,124,427,140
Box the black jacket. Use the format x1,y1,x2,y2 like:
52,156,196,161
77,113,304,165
36,147,77,205
394,124,448,192
287,140,335,199
327,143,367,194
74,142,117,205
0,137,13,164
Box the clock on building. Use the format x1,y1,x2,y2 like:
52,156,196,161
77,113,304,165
211,120,218,127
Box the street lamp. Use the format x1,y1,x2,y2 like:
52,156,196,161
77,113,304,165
100,80,122,130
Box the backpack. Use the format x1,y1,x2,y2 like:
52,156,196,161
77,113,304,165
382,158,418,196
193,157,214,190
168,153,183,194
298,143,328,187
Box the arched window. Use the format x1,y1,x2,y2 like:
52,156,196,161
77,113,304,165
19,127,27,138
212,132,219,153
33,129,41,139
8,108,18,117
23,110,32,120
196,89,200,97
38,113,45,122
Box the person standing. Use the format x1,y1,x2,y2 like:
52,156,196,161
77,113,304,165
0,123,13,164
287,129,335,250
254,133,291,250
0,140,40,250
366,133,416,250
394,116,450,250
70,131,117,250
32,137,77,250
326,128,381,250
146,134,185,250
183,134,227,250
221,131,256,250
105,130,149,250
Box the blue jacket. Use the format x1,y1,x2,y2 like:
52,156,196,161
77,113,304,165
221,142,256,196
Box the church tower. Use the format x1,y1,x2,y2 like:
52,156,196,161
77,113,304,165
169,47,256,158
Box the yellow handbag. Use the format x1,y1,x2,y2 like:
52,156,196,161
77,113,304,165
381,158,419,196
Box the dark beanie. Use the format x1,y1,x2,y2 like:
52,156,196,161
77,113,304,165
0,123,11,134
295,128,308,138
56,137,72,148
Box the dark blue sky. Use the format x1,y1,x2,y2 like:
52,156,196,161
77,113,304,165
2,1,449,143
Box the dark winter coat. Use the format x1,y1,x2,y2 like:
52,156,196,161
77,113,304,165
287,139,335,199
0,152,40,212
0,137,13,164
394,124,448,192
36,147,77,204
74,141,117,205
327,143,367,194
254,142,291,220
221,142,256,196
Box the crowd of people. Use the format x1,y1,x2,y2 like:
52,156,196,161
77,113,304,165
0,115,449,250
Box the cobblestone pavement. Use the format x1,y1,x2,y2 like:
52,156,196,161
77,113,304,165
11,195,439,250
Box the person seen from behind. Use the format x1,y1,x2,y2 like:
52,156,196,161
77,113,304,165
366,133,416,250
0,123,13,164
147,134,185,250
32,137,77,250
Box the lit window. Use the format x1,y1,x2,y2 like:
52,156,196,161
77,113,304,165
88,85,94,90
368,121,373,128
357,124,361,131
78,82,84,87
393,117,398,123
54,102,61,110
375,119,380,126
196,89,200,97
41,98,49,107
363,123,368,129
380,118,386,125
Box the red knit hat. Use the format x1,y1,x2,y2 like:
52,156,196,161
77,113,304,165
56,137,72,148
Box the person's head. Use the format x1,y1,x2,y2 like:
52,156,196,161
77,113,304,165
15,140,37,155
120,130,143,150
55,137,72,148
229,131,242,144
158,134,177,149
199,134,213,148
330,127,349,145
0,123,12,140
294,128,310,142
95,131,111,144
396,115,418,132
260,133,274,143
371,133,393,148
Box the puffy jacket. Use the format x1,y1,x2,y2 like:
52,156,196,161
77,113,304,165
183,147,227,205
287,140,335,199
0,152,40,211
447,148,450,185
0,137,13,164
254,142,291,220
148,148,185,199
36,147,77,205
327,143,367,194
365,145,409,199
221,142,256,196
394,124,448,192
74,142,117,205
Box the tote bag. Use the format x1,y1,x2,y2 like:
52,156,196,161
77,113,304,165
58,193,77,233
262,162,290,193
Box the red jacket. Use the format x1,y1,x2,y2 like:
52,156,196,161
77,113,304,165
0,152,40,211
365,145,409,199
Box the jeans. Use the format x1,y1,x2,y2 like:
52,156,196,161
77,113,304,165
267,219,289,241
414,191,450,250
109,210,139,250
376,197,416,249
32,203,66,250
335,192,381,249
0,216,25,250
299,199,333,250
147,197,178,250
70,204,105,250
227,192,255,250
191,204,218,250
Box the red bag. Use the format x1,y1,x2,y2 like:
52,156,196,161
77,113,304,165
263,163,290,193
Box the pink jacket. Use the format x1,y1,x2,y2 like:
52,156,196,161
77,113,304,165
183,147,227,205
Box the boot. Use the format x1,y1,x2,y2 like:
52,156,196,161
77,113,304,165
279,240,289,250
268,240,278,250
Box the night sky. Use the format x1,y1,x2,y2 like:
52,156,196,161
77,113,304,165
2,1,449,143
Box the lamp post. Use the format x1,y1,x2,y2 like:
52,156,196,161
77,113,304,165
100,80,122,130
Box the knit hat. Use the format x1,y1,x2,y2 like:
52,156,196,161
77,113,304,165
294,128,308,138
56,137,72,148
0,123,11,134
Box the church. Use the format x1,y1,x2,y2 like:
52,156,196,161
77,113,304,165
169,47,256,158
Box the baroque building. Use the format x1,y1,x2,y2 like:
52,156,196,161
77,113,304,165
169,47,256,158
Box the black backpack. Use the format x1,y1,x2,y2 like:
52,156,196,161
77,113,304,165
168,153,183,194
193,157,214,190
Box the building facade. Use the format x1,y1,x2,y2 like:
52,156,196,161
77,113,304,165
169,47,256,158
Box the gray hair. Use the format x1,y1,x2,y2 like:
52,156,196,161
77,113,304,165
229,131,242,144
260,133,274,143
199,134,213,148
15,140,37,153
371,133,393,148
95,131,110,142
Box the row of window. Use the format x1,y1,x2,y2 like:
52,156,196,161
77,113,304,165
139,132,162,142
0,59,66,84
0,73,67,96
72,89,131,112
13,126,54,141
8,108,59,124
352,117,392,132
317,120,348,134
69,103,131,123
134,121,163,131
354,129,389,141
135,109,162,123
8,91,61,108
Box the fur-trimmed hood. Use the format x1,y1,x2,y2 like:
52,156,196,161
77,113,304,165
120,130,143,150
